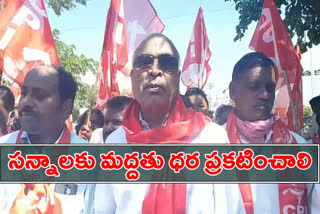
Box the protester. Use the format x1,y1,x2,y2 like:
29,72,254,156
304,95,320,141
213,52,309,214
93,33,229,214
307,113,320,144
311,179,320,213
180,94,192,108
76,108,104,141
0,65,93,213
7,106,21,132
0,86,15,136
185,87,212,118
90,96,132,144
214,104,234,126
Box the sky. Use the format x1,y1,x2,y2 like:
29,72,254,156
45,0,320,107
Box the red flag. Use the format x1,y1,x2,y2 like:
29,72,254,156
121,0,164,76
181,7,212,89
96,0,125,110
249,0,303,133
0,0,77,130
0,0,59,90
96,0,164,110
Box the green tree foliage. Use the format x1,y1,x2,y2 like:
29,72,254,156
225,0,320,53
46,0,88,16
53,29,99,120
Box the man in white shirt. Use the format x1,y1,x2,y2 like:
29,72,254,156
93,33,229,214
90,96,132,144
215,52,311,214
0,65,93,214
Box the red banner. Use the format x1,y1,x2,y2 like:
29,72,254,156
0,0,59,97
249,0,303,133
96,0,164,110
181,7,212,89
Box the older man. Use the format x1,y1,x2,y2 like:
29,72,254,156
93,34,229,214
0,65,93,213
214,52,310,214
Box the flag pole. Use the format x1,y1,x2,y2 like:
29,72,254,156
85,69,100,126
309,47,314,97
283,70,300,134
1,0,4,11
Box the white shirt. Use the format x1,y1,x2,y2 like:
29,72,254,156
90,128,104,144
311,184,320,214
93,122,230,214
213,127,313,214
0,130,95,214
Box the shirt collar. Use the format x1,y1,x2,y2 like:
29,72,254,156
20,127,66,144
139,111,151,130
139,111,169,130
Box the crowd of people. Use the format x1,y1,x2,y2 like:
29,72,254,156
0,33,319,213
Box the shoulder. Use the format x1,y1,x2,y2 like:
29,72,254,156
192,122,230,144
290,131,307,144
70,131,89,144
0,131,19,144
105,127,127,144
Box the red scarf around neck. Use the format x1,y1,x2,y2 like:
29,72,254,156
226,111,308,214
122,97,211,144
122,97,211,214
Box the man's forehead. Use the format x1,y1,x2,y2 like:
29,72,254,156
23,66,59,88
238,67,276,82
136,36,175,56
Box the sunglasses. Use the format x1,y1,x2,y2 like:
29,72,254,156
133,54,179,73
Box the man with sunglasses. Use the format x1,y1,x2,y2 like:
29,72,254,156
93,34,229,214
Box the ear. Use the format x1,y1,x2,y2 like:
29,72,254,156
176,70,181,82
62,99,73,120
229,81,236,101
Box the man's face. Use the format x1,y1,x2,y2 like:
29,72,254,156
90,112,103,131
230,66,276,121
188,94,209,115
18,66,66,135
103,107,125,142
131,36,180,110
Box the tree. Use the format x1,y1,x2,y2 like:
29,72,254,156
226,0,320,53
53,29,99,120
46,0,88,16
0,0,88,15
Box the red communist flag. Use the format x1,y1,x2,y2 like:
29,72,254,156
181,7,212,89
96,0,126,110
249,0,303,133
0,0,78,130
96,0,164,110
0,0,59,98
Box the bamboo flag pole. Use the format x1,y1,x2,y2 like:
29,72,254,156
85,69,100,127
283,70,301,135
1,0,4,11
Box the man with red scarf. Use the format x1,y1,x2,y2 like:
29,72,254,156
213,52,312,214
93,34,229,214
0,65,94,213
